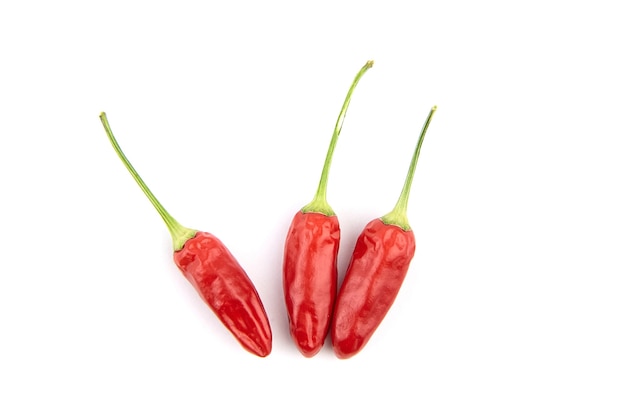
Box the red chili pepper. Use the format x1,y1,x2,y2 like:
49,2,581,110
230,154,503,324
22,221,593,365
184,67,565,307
99,113,272,357
331,105,437,359
283,61,374,357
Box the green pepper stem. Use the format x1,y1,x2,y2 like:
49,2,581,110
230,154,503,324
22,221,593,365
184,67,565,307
99,112,197,251
301,60,374,215
381,106,437,231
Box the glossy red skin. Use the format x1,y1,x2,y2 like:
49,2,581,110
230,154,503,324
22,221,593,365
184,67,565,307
331,218,416,359
173,232,272,357
283,211,340,357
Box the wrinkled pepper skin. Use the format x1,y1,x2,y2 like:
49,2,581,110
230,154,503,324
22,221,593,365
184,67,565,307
174,231,272,357
283,211,340,357
331,219,416,359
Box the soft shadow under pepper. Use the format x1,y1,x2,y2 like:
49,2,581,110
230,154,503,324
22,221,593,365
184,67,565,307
99,113,272,357
283,60,374,357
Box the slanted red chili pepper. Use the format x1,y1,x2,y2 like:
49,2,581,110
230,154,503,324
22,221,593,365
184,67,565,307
99,113,272,357
283,60,374,357
331,105,437,359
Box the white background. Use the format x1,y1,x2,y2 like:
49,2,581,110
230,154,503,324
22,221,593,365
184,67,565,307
1,1,625,416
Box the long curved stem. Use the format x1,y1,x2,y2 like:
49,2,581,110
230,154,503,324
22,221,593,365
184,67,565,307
301,60,374,215
381,106,437,231
99,112,197,251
